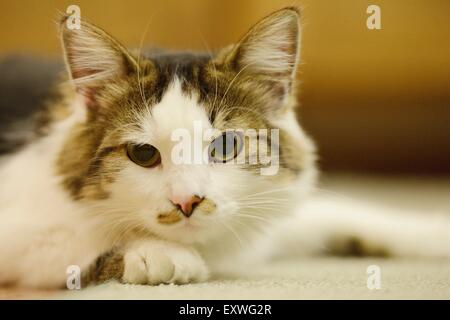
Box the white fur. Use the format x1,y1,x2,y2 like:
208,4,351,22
122,239,208,285
269,195,450,259
0,97,111,287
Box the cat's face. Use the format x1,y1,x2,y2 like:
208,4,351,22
57,8,316,244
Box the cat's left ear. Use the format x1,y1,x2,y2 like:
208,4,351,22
60,17,138,107
221,8,300,90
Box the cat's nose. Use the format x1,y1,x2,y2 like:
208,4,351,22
170,195,203,218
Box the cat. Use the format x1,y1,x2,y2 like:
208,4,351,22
0,7,448,289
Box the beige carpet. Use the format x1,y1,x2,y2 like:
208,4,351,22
2,174,449,300
60,256,450,300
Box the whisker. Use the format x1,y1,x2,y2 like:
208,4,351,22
216,62,255,115
215,219,244,248
196,31,220,115
135,20,153,111
231,212,273,224
237,187,295,200
312,187,358,202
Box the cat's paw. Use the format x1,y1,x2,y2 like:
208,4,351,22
122,240,208,285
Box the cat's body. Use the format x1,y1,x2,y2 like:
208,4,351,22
0,75,311,288
0,8,449,289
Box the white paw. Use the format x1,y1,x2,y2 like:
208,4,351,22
122,240,208,285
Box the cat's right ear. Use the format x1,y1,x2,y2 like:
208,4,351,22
59,16,138,107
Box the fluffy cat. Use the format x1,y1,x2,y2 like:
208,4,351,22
0,8,448,289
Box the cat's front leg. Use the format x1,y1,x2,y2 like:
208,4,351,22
122,240,209,285
84,239,209,286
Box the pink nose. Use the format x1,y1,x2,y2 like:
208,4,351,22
170,195,203,218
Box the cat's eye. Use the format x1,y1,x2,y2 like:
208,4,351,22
209,131,243,163
126,143,161,168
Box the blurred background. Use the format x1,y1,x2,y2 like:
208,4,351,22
0,0,449,173
0,1,449,300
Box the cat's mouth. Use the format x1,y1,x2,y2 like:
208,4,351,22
157,210,183,225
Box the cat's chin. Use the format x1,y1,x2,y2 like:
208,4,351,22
157,231,214,246
148,220,218,245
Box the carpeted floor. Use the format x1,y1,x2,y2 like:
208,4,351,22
2,256,449,300
60,257,450,300
1,174,449,300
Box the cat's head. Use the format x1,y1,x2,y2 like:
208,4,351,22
57,7,316,245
